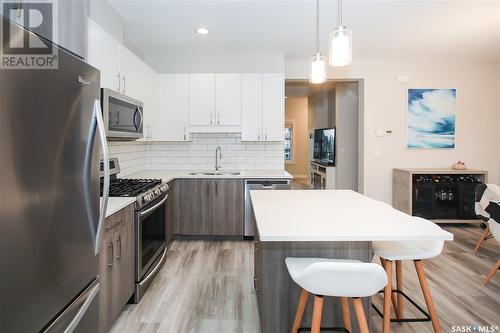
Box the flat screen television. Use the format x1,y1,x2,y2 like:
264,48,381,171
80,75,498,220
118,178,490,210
313,128,336,166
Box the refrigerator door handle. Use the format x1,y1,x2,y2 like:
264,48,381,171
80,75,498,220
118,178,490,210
95,99,110,255
61,283,100,333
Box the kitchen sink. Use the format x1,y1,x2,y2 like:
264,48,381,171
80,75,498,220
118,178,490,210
189,171,241,176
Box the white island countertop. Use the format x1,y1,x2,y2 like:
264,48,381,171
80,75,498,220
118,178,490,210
127,169,293,183
105,197,136,218
250,190,454,242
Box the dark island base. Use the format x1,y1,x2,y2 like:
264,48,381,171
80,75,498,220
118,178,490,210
254,240,373,333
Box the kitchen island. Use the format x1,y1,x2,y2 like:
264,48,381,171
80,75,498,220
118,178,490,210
250,190,453,333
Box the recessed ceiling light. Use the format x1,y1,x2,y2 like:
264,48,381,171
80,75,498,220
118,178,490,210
195,27,209,35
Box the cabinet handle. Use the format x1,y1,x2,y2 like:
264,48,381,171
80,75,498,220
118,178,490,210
215,180,218,196
265,134,268,140
258,133,260,141
122,76,126,93
217,110,220,125
116,235,121,260
116,73,121,91
207,181,210,196
107,242,114,267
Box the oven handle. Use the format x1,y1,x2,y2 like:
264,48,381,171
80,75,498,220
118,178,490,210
140,195,168,218
139,247,167,287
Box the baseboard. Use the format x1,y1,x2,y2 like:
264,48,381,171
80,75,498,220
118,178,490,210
291,174,308,179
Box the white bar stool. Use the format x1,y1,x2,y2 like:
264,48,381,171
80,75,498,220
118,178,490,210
373,217,444,333
286,257,388,333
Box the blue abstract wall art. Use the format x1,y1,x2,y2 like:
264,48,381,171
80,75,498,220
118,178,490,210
407,88,456,149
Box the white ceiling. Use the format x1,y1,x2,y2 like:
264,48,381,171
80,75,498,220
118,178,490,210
108,0,500,63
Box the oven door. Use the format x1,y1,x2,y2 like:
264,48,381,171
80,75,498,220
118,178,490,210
135,195,167,280
102,88,143,139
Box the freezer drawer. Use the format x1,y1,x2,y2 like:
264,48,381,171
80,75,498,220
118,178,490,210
43,278,100,333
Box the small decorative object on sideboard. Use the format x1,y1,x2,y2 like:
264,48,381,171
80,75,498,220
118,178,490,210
452,160,467,170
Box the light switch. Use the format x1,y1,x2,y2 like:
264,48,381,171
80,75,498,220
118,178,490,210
396,75,410,83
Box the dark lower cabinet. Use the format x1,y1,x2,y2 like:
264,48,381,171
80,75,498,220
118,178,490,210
213,179,244,235
181,179,213,235
99,204,134,333
179,178,244,236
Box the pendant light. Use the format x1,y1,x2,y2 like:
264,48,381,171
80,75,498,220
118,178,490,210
329,0,352,67
309,0,327,84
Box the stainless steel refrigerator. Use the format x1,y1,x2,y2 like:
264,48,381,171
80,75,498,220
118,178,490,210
0,17,110,332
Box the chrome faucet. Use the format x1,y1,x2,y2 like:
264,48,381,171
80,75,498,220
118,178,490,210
215,146,222,171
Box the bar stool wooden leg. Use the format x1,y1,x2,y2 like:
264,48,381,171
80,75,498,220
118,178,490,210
483,259,500,286
381,257,398,317
396,260,404,320
474,227,491,254
340,297,352,332
353,298,369,333
291,288,309,333
414,260,441,333
311,295,324,333
383,259,393,333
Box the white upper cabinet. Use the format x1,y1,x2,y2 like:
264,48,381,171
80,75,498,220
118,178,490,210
189,73,242,128
189,74,216,126
148,74,190,141
87,19,153,103
241,73,285,142
262,73,285,141
88,19,121,91
215,74,242,126
242,73,263,141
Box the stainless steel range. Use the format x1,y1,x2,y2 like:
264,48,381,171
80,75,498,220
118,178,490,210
101,158,168,303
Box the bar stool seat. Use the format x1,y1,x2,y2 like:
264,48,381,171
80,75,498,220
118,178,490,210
286,257,388,297
372,217,444,333
286,257,388,333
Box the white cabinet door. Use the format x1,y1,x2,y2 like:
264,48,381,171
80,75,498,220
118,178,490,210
150,74,190,141
96,25,121,91
86,19,99,68
262,73,285,141
120,46,144,100
215,74,241,126
189,74,216,126
241,73,263,141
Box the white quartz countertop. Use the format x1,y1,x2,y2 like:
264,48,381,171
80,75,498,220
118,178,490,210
250,190,454,242
104,197,136,218
126,170,293,183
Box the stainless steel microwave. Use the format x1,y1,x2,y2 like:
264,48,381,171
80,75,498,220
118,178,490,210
101,88,143,140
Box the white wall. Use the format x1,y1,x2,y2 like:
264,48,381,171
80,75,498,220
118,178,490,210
146,52,285,74
286,59,500,203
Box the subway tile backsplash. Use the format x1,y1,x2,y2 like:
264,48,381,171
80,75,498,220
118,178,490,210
108,133,285,176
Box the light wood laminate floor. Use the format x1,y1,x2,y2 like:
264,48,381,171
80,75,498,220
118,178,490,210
110,226,499,333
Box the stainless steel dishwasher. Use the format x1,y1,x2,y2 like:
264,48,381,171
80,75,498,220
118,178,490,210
244,179,291,237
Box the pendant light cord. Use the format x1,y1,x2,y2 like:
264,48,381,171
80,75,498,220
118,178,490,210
338,0,343,26
315,0,319,54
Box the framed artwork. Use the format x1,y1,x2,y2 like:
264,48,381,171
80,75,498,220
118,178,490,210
407,88,456,149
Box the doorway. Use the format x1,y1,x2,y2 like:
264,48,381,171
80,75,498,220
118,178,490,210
284,80,362,191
